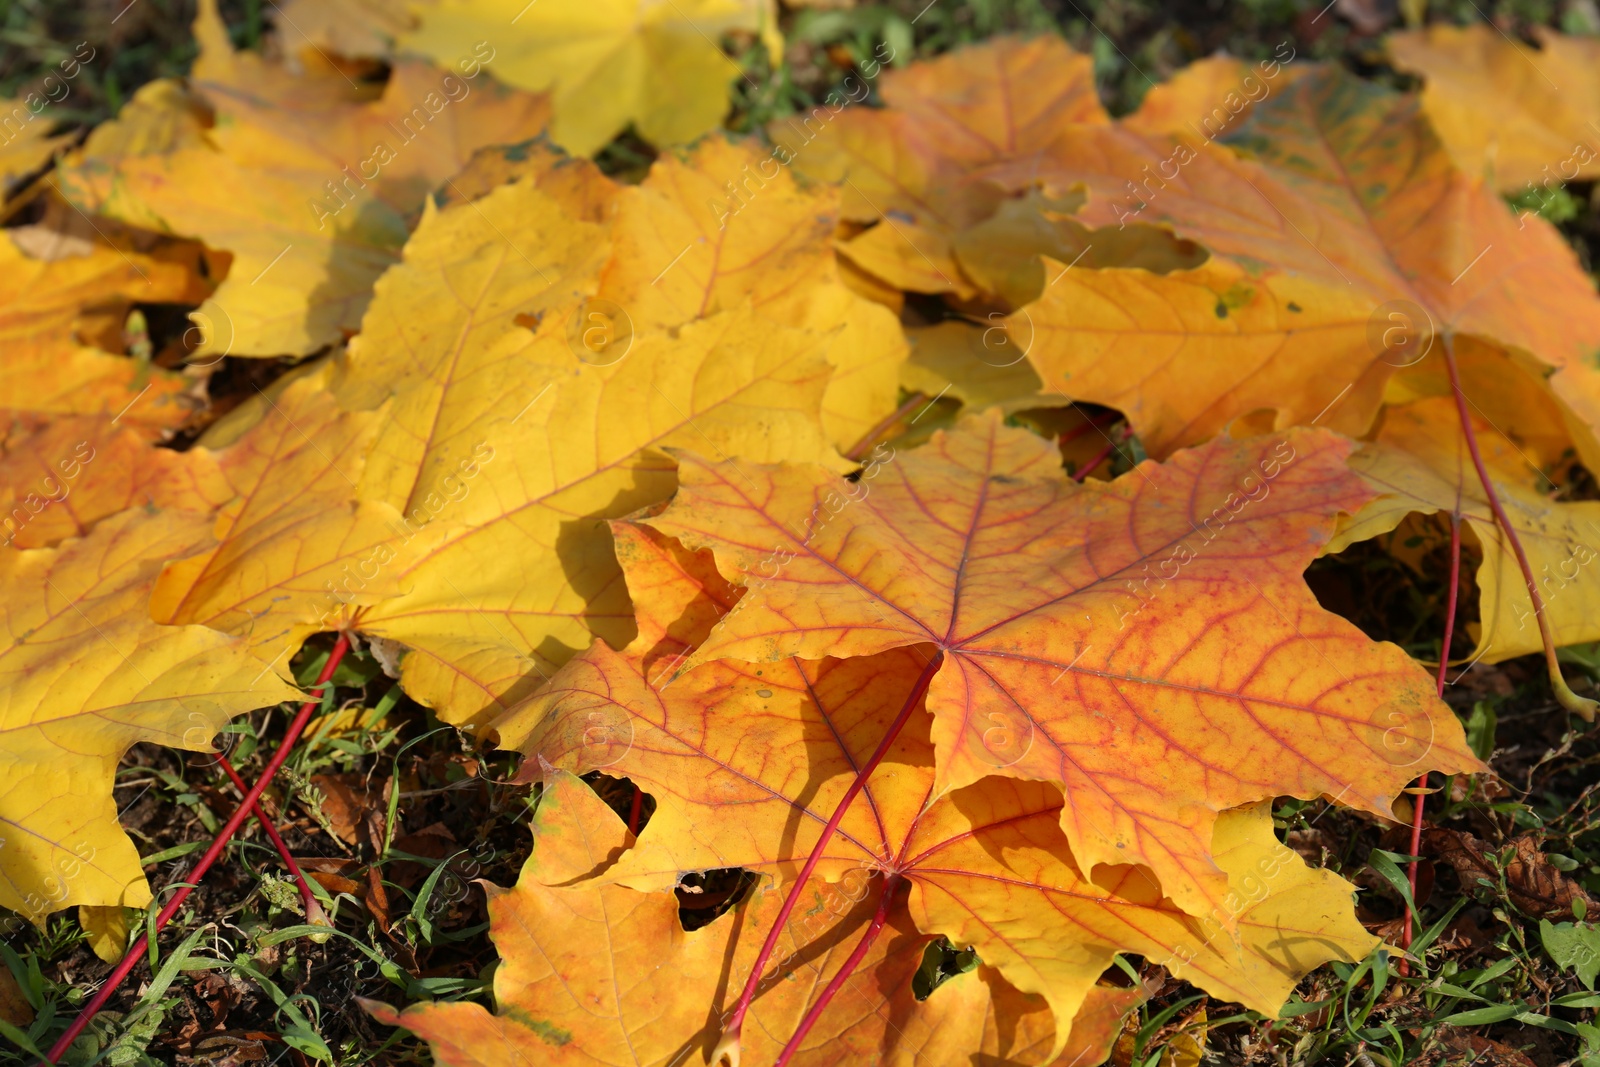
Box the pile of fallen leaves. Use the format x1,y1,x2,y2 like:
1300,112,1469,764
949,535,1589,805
6,2,1600,1064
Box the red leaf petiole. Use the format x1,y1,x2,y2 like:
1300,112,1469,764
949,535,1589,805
42,633,351,1065
714,652,942,1067
772,874,903,1067
1443,336,1596,721
1400,510,1460,975
216,753,328,927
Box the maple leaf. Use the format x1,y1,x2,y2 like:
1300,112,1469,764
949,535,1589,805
149,168,854,727
0,417,230,550
775,35,1107,300
332,175,842,723
781,41,1600,460
1123,54,1306,139
0,508,300,920
0,222,219,549
1331,396,1600,665
0,219,209,348
65,80,211,189
401,0,781,157
0,95,74,190
1,340,190,439
488,519,1377,1060
373,762,1157,1066
269,0,414,60
594,135,907,448
632,413,1480,920
147,365,407,671
1012,62,1600,458
1387,23,1600,192
900,321,1050,415
54,0,553,358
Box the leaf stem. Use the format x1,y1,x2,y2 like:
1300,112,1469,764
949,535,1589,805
1442,337,1596,721
627,783,643,836
42,633,351,1065
1400,510,1460,974
216,752,326,924
1072,424,1127,482
844,394,927,462
772,874,902,1067
714,652,942,1067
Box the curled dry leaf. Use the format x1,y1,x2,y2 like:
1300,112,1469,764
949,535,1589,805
638,412,1479,919
1422,829,1597,921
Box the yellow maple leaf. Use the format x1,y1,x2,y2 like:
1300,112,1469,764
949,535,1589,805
596,135,907,449
54,0,553,358
0,220,208,348
145,172,846,727
0,509,300,920
148,364,407,673
1388,23,1600,192
402,0,781,157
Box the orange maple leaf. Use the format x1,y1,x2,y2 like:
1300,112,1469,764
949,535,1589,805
490,519,1378,1063
632,413,1480,920
372,766,1146,1066
1015,64,1600,459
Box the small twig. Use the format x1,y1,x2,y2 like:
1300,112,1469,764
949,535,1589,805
714,653,942,1066
43,633,351,1065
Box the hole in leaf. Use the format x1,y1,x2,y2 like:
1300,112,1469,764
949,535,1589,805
912,937,980,1000
581,771,656,836
1305,513,1483,662
676,868,758,931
